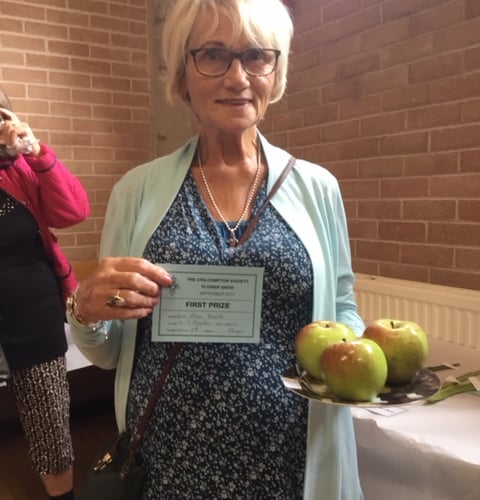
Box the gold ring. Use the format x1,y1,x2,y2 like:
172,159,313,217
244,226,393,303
106,290,126,308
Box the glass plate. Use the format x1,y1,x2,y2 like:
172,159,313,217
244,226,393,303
281,366,441,407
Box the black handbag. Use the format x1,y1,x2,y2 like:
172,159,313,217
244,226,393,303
78,432,145,500
0,340,10,384
78,343,182,500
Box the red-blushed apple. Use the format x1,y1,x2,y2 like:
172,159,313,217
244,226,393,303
295,320,357,381
362,319,428,385
321,338,388,402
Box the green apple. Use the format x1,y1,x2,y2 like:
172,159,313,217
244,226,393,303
362,318,428,385
321,338,388,402
295,320,357,381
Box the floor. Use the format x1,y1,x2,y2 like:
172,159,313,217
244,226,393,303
0,407,117,500
0,365,117,499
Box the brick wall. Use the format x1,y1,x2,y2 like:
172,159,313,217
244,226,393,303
262,0,480,291
0,0,153,261
2,0,479,292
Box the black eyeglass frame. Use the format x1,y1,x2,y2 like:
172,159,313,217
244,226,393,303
188,48,281,77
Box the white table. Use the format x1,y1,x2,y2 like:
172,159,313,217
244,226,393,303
352,338,480,500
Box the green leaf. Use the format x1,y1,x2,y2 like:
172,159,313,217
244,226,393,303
425,369,480,404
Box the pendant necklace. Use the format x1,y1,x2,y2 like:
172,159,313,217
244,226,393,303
197,146,261,247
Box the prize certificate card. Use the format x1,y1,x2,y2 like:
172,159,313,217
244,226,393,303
151,264,264,343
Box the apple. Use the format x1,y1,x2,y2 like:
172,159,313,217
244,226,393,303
321,338,388,402
295,320,357,381
362,319,428,385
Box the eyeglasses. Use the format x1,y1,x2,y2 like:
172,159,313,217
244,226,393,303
189,48,281,77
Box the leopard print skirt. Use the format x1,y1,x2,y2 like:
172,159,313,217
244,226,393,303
9,356,74,474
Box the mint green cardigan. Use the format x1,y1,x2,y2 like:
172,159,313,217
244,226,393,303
70,134,365,499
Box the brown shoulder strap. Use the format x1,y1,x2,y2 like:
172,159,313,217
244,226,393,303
237,156,296,246
130,342,183,449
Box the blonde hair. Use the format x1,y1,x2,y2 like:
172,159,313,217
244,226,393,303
162,0,293,105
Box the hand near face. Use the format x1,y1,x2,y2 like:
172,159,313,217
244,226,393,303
0,107,41,157
74,257,174,324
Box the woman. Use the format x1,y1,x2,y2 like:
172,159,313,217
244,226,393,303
0,88,90,500
69,1,365,498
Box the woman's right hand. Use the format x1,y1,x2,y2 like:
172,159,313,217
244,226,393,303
74,257,174,324
0,108,40,156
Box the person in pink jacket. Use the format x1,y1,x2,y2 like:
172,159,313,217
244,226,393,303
0,87,89,500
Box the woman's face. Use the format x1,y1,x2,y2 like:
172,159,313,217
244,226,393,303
183,11,276,136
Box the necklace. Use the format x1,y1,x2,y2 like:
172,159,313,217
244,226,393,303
197,146,261,247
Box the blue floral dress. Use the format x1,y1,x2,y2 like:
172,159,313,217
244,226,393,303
127,170,314,499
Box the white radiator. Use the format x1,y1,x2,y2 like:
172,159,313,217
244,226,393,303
354,273,480,350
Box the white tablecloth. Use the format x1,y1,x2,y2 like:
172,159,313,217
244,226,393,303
352,338,480,500
65,324,91,371
65,324,480,499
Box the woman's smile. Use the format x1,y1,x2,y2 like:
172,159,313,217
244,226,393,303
216,97,252,106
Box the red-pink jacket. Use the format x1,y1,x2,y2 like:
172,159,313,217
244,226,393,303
0,144,90,304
